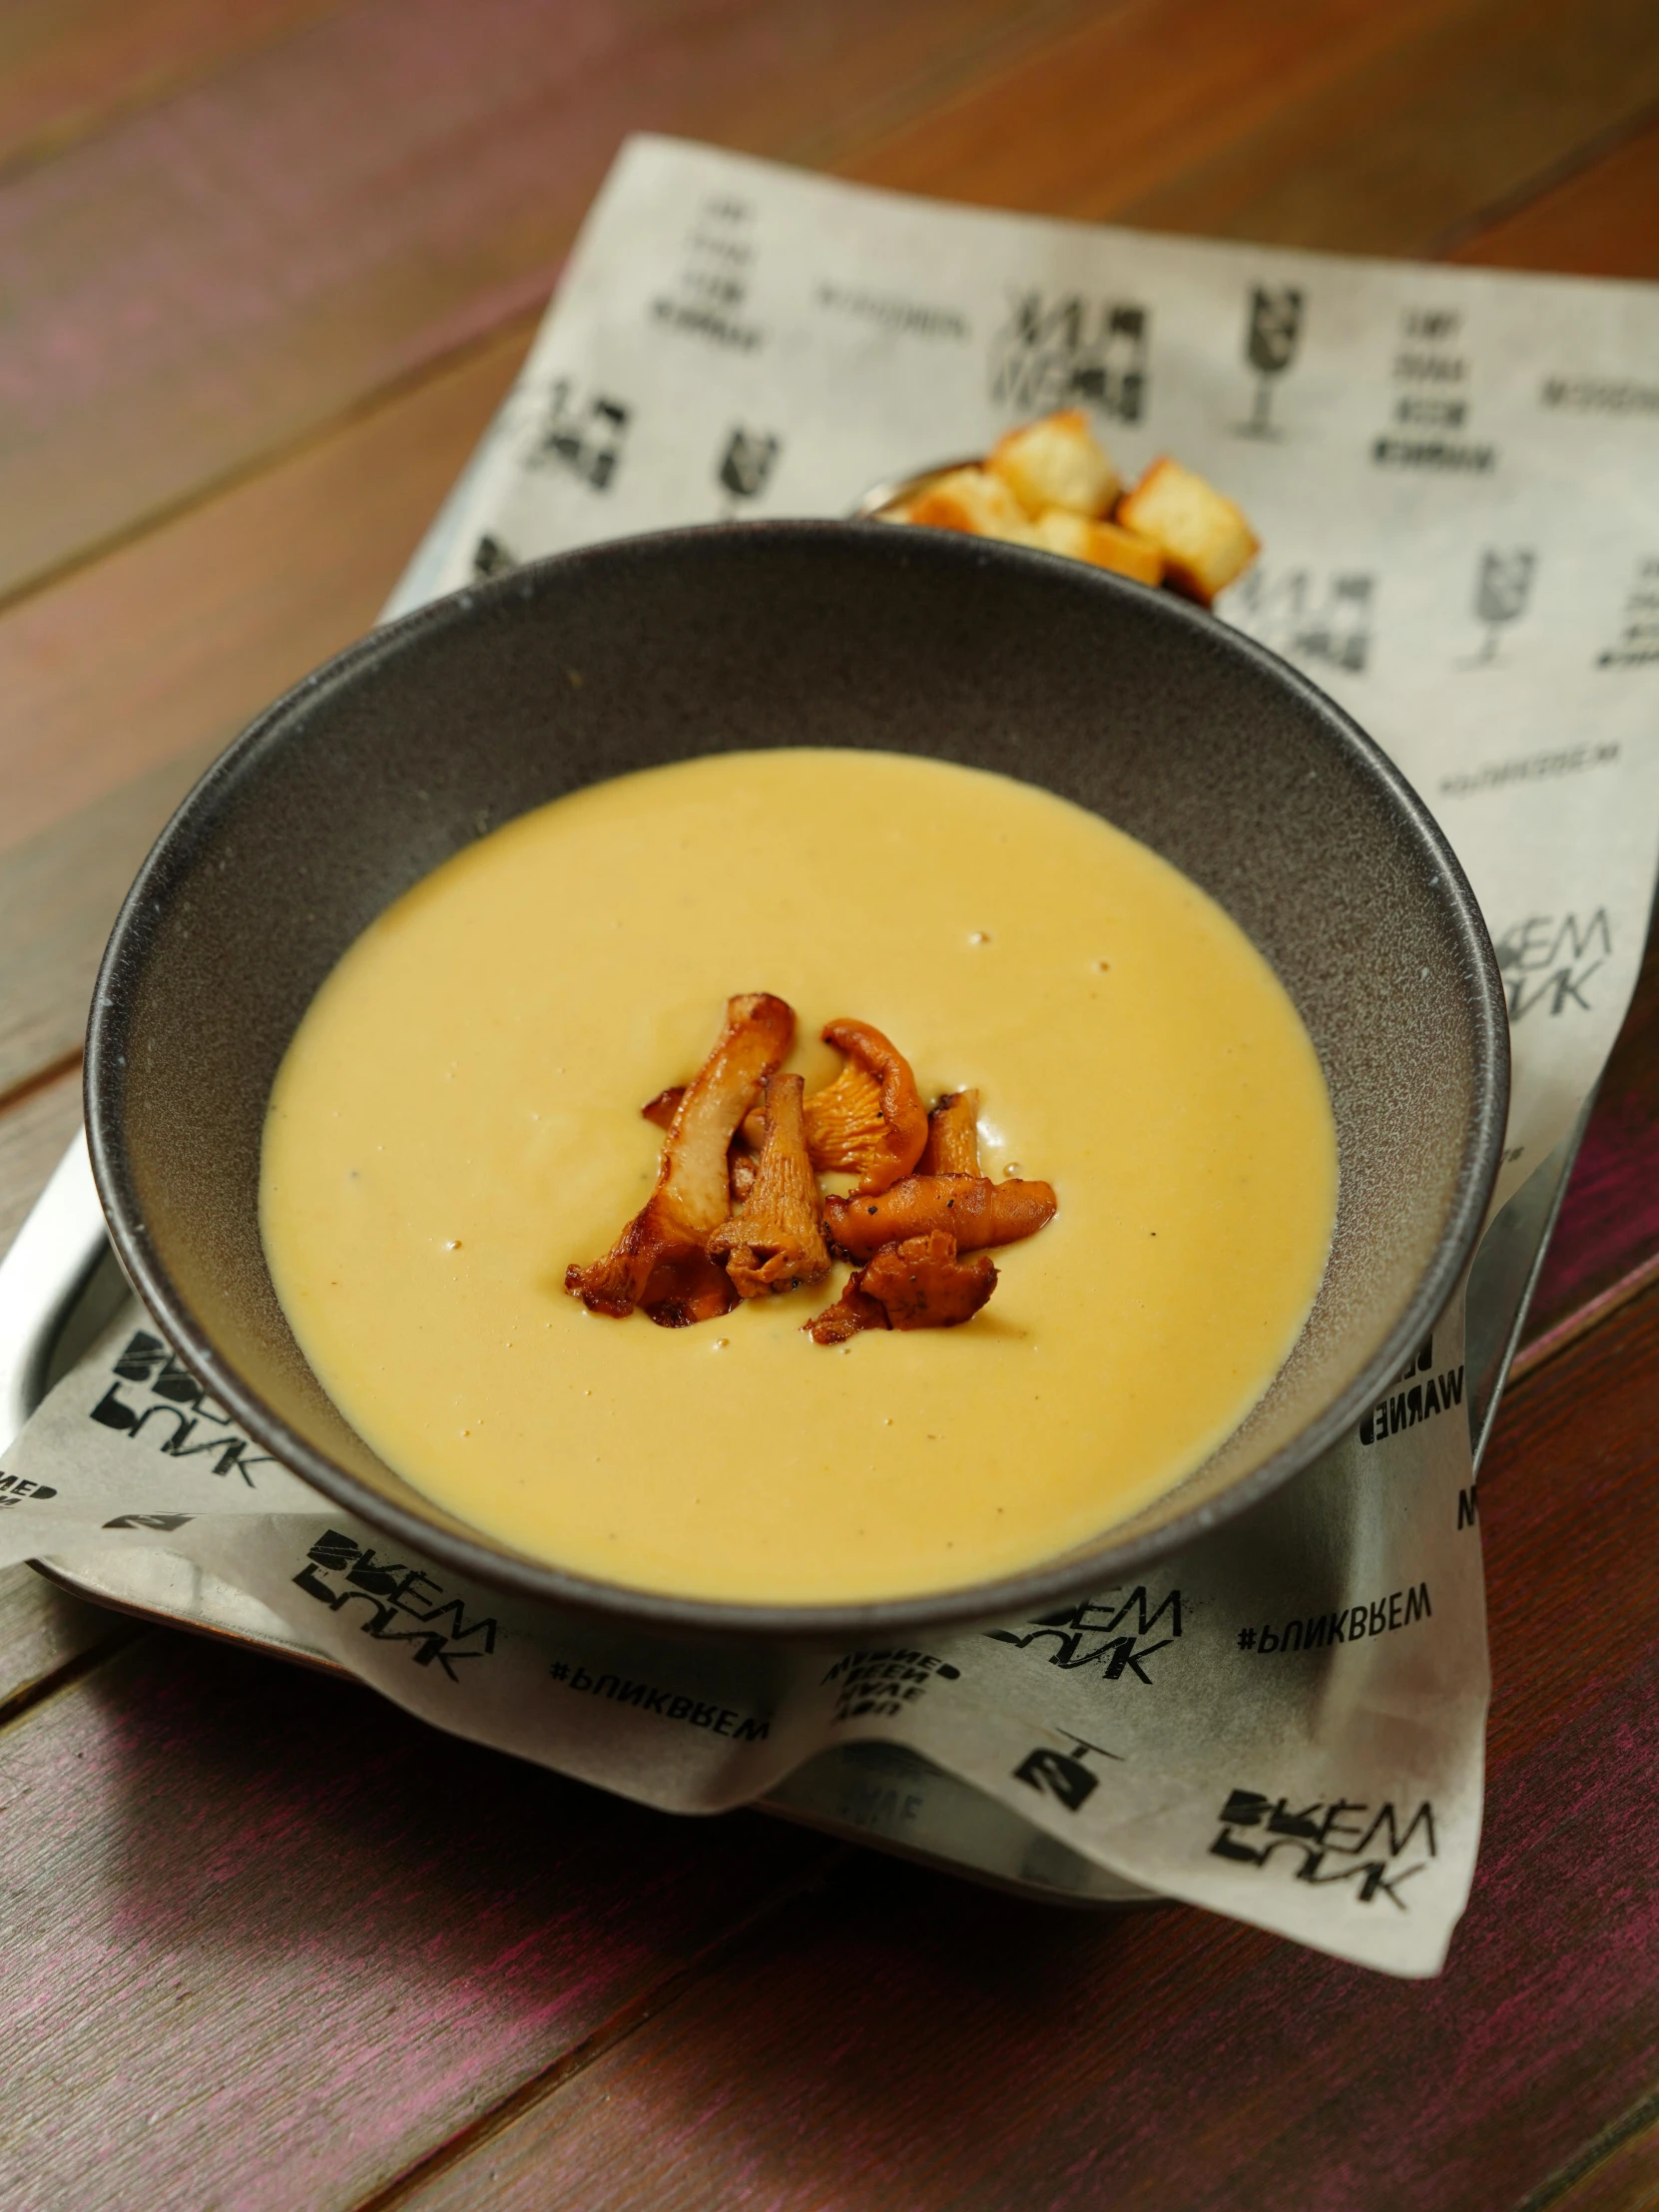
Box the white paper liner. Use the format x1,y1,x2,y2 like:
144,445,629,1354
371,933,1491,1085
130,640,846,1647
6,139,1657,1976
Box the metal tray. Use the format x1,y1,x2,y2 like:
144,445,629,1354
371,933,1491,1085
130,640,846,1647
0,1118,1583,1905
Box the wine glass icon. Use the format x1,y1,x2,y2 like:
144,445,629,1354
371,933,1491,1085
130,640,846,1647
1242,285,1304,436
1472,550,1535,663
717,426,780,512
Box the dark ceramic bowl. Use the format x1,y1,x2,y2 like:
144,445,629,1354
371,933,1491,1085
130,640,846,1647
86,521,1507,1641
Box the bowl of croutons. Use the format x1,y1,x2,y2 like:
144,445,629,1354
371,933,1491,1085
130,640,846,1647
859,407,1259,609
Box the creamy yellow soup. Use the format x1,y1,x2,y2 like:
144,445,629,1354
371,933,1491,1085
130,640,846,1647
261,749,1337,1605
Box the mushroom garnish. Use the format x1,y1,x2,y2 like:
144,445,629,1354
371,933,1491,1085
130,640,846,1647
642,1087,759,1202
566,992,795,1323
728,1147,760,1204
708,1073,830,1299
635,1248,743,1331
861,1232,998,1329
917,1088,981,1177
640,1086,683,1132
746,1018,927,1193
825,1173,1057,1262
577,995,1055,1341
803,1273,890,1346
805,1230,998,1343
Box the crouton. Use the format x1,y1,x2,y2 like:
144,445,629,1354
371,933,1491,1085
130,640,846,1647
1114,458,1259,606
989,408,1120,519
906,467,1039,546
1033,508,1164,587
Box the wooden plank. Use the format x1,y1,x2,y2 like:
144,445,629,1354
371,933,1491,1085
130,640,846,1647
1115,0,1659,253
0,0,1091,603
0,325,530,1100
849,0,1659,258
382,1285,1659,2212
0,321,528,860
0,1066,132,1714
0,1630,832,2212
0,1063,83,1249
0,0,343,183
1513,919,1659,1377
0,741,221,1100
1542,2112,1659,2212
0,1567,126,1722
847,0,1462,217
1447,114,1659,277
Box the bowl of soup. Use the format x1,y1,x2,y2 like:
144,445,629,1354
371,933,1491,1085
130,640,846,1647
85,521,1506,1638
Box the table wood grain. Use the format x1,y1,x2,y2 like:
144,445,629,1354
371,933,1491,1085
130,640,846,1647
0,0,340,182
0,1636,833,2211
0,4,1654,2206
1515,923,1659,1378
0,0,1091,602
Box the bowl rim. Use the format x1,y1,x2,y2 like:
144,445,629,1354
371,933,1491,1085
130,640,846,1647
85,518,1510,1643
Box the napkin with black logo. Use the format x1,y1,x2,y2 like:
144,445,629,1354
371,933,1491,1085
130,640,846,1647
5,138,1656,1976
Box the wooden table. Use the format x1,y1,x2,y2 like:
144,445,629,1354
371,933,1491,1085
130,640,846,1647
1,6,1656,2205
